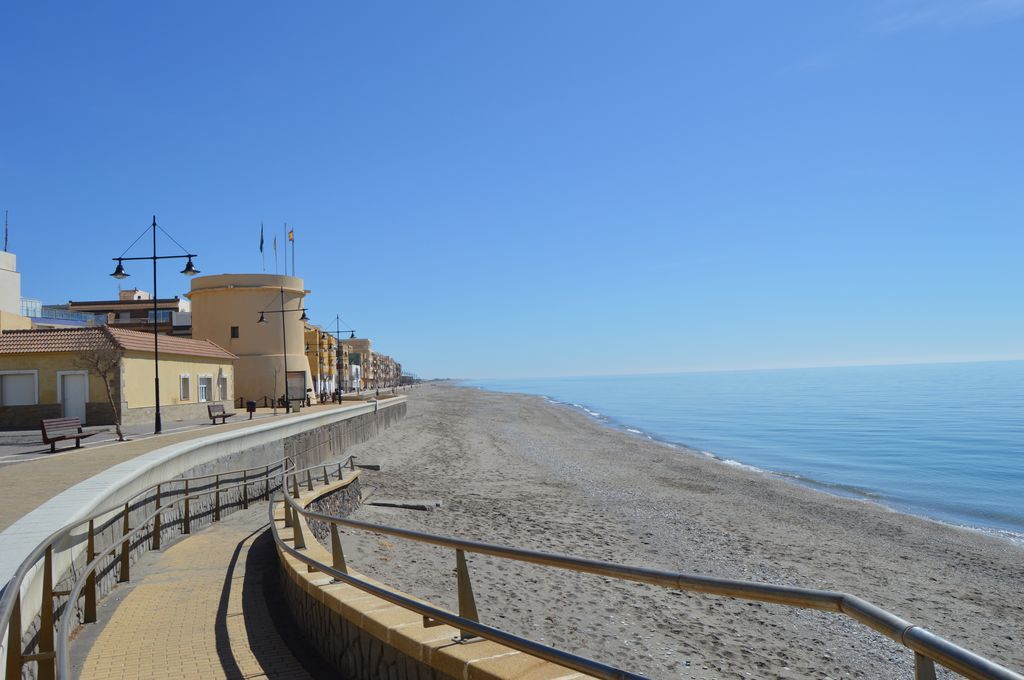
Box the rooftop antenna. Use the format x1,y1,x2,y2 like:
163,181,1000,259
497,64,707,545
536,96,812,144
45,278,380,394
4,210,8,252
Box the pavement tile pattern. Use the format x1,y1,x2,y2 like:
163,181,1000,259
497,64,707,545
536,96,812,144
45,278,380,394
78,508,314,680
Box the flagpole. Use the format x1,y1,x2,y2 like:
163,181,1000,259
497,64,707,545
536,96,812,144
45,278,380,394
292,230,296,276
260,222,265,272
283,222,288,276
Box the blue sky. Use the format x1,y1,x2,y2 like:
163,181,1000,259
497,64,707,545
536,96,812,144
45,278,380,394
1,1,1022,378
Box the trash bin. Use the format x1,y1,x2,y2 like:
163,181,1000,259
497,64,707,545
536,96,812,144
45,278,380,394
246,401,256,420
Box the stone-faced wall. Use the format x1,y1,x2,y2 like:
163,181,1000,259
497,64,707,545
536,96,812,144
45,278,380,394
278,573,452,680
278,480,453,680
0,404,61,430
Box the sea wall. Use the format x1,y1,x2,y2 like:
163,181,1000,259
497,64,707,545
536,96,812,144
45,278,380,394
277,478,452,680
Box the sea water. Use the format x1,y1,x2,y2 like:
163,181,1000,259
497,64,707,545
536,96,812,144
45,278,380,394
467,361,1024,540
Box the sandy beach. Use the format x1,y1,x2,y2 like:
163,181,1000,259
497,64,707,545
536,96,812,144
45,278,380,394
337,383,1024,679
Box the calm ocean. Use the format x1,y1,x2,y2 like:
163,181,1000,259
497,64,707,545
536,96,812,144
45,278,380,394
467,361,1024,540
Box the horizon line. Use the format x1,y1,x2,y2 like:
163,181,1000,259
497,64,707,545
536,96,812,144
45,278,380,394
447,356,1024,382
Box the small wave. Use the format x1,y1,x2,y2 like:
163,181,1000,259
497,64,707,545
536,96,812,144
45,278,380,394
583,408,602,418
721,458,764,473
971,525,1024,547
626,428,642,434
776,471,881,499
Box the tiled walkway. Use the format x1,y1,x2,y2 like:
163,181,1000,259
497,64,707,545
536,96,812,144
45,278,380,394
0,403,349,531
76,507,316,680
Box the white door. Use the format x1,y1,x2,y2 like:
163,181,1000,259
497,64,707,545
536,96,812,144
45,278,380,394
61,373,88,422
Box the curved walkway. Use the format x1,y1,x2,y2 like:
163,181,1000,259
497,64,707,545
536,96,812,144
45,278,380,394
74,506,321,680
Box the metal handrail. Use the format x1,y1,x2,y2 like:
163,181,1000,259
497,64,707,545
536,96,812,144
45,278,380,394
54,475,275,679
271,496,642,680
1,459,286,679
279,477,1024,680
0,456,285,603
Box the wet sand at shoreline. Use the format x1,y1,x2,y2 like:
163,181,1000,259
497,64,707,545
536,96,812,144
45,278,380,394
339,383,1024,679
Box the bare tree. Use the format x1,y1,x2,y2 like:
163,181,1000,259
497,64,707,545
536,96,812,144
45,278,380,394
75,329,125,441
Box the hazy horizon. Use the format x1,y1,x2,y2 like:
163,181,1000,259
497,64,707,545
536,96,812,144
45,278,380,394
449,356,1024,382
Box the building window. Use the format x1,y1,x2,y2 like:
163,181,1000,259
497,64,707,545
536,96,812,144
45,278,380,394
179,375,191,401
198,376,213,403
219,376,229,401
147,310,172,323
230,326,239,339
0,371,38,406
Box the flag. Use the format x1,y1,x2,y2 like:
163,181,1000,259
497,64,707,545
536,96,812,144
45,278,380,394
259,223,264,253
273,235,277,255
288,228,294,242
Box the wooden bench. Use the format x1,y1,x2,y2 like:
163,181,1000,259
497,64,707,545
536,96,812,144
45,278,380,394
208,403,236,424
40,417,96,453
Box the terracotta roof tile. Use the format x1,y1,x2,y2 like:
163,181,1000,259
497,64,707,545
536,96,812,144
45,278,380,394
0,327,235,360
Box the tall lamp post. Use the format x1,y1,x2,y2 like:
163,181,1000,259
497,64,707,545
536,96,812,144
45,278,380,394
110,215,199,434
258,286,309,413
329,315,356,396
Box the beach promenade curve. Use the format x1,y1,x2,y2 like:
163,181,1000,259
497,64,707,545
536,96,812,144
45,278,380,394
0,396,406,678
73,505,320,680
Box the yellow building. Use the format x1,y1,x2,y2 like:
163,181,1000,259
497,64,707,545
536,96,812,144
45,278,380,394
371,352,401,388
0,326,235,428
303,324,338,400
339,337,371,391
188,274,313,407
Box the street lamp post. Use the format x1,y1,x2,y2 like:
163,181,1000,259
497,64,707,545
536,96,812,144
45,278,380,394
330,315,356,397
258,287,309,413
110,215,199,435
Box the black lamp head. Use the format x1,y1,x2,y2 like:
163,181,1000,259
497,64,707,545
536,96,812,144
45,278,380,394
180,257,199,276
300,310,309,322
110,260,129,279
257,312,268,324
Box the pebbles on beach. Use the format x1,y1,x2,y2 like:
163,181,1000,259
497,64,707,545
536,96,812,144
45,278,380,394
335,384,1024,679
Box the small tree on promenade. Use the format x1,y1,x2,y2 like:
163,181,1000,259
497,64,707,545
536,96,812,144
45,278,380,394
75,328,125,441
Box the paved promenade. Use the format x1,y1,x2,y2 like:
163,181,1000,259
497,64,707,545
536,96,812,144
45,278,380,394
74,507,321,680
0,404,342,532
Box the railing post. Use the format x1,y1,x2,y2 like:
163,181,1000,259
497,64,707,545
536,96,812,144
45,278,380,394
119,502,131,582
349,455,356,471
84,519,97,623
151,484,162,551
455,549,480,642
183,479,191,534
242,469,249,509
283,500,293,528
337,462,343,480
214,474,221,522
6,590,22,678
264,465,270,500
322,465,329,485
330,524,348,573
305,468,314,491
38,545,55,680
291,473,300,499
914,653,937,680
292,508,306,549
